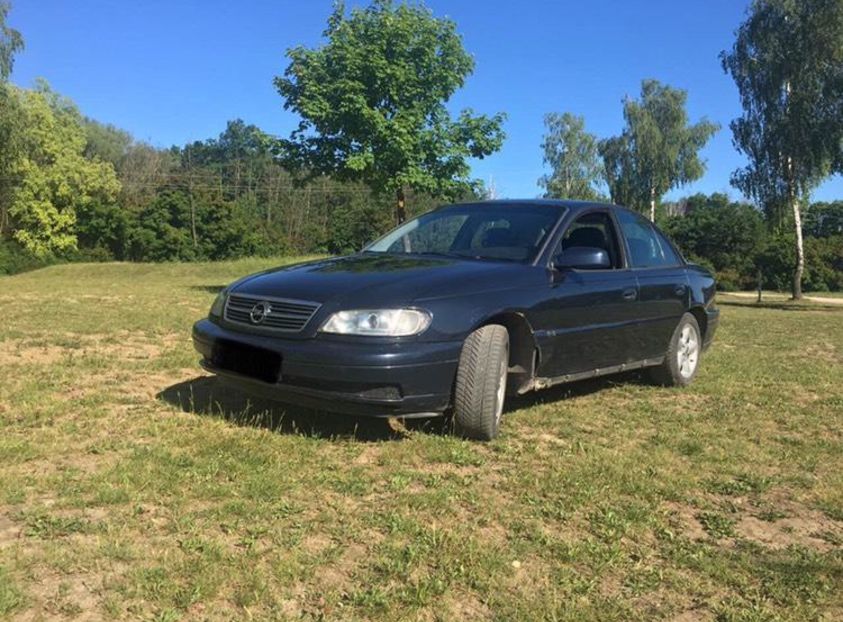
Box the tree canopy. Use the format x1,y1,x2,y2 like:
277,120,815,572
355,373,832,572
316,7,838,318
538,112,604,201
7,84,121,257
0,0,22,81
0,0,24,234
275,0,506,223
599,80,719,220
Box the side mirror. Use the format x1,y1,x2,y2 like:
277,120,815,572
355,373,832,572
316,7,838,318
553,246,610,271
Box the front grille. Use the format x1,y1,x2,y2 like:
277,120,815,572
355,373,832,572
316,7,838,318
224,294,320,332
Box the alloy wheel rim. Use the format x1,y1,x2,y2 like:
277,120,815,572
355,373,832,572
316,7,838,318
677,324,700,379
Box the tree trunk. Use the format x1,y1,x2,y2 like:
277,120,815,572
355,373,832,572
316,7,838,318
791,194,804,300
185,151,198,249
188,171,197,250
266,171,272,225
395,187,407,225
782,82,804,300
649,186,656,222
784,138,803,300
189,189,197,250
396,187,412,252
0,200,7,236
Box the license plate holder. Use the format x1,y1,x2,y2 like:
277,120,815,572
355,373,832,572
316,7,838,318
212,339,282,383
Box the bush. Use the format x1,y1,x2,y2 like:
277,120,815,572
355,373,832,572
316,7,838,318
0,238,53,275
714,268,746,292
124,190,199,262
75,200,127,259
662,194,765,287
64,246,116,263
756,233,843,292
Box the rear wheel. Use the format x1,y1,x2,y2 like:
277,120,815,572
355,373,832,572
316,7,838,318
453,325,509,441
648,313,701,387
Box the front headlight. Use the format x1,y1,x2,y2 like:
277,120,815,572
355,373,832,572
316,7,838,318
320,309,431,337
209,289,228,318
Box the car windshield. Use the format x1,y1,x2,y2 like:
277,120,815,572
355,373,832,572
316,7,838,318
365,203,566,263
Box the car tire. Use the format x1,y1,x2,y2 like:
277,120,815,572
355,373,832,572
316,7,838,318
453,325,509,441
648,312,702,387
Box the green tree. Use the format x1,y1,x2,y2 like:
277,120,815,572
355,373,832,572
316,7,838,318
662,193,766,289
756,231,843,292
0,0,23,235
118,142,177,213
0,0,22,81
126,188,196,262
8,84,121,257
81,117,133,167
275,0,505,224
599,80,719,220
538,112,604,200
804,201,843,238
722,0,843,299
599,133,638,209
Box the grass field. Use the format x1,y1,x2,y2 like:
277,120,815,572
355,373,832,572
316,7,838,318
1,258,841,621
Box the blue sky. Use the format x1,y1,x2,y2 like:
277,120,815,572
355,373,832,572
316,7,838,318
8,0,842,202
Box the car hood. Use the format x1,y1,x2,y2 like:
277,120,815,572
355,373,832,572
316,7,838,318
230,253,527,307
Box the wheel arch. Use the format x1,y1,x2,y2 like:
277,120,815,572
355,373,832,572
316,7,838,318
473,311,538,394
688,305,708,342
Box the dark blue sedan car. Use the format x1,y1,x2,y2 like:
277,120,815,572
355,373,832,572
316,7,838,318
193,200,719,440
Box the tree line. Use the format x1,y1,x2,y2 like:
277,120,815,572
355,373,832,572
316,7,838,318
0,0,841,296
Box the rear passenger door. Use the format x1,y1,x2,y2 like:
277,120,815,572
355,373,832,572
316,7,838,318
615,209,689,360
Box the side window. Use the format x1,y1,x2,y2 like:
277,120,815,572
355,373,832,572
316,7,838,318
615,210,677,268
557,211,622,269
654,229,683,265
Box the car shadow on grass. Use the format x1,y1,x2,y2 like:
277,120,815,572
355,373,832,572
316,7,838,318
157,376,450,441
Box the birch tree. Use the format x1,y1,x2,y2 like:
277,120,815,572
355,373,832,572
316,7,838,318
599,80,718,220
538,112,604,200
722,0,843,299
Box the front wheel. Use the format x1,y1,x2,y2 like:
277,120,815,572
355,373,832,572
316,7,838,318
452,325,509,441
648,313,702,387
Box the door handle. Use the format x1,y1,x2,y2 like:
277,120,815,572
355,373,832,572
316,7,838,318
622,288,637,301
674,285,686,296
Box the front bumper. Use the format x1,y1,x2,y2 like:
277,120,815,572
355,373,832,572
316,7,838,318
192,319,461,417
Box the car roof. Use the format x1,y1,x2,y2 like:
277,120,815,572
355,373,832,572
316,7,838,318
446,199,624,213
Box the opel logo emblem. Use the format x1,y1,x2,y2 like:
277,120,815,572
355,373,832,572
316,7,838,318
249,302,271,324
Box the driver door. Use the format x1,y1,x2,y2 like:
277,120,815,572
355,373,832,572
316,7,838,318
533,210,640,378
